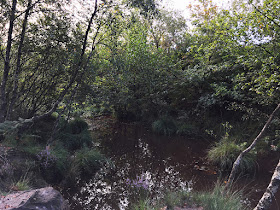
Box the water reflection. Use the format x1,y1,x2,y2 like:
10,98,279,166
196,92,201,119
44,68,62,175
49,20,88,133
64,124,217,210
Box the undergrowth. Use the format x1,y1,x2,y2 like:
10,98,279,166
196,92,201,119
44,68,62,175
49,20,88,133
207,137,256,172
131,183,247,210
0,117,107,186
192,183,248,210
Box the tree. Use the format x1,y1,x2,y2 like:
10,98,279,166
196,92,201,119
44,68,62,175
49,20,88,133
0,0,105,123
254,159,280,210
0,0,17,122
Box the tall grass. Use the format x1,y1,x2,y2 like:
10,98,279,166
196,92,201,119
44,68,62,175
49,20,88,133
11,173,31,191
130,183,247,210
72,147,107,175
132,199,156,210
163,191,189,209
208,137,256,172
193,183,248,210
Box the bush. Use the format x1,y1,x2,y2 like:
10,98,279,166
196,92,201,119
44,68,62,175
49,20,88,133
152,116,177,136
208,138,256,172
67,118,89,134
72,148,107,175
20,134,43,155
57,118,92,151
57,130,92,151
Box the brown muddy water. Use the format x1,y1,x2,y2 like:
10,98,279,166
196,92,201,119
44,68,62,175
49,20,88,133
61,123,280,210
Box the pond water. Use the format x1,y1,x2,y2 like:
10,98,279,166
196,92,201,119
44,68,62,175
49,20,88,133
62,123,280,210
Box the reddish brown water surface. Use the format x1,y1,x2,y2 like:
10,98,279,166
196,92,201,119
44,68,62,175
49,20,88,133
62,123,280,210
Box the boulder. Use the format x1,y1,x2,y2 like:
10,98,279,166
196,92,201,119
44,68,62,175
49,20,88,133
0,187,69,210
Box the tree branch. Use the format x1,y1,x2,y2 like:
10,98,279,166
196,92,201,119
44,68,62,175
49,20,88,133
252,4,280,29
31,0,99,123
226,103,280,188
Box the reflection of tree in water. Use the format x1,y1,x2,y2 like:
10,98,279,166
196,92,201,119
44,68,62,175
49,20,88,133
67,125,209,210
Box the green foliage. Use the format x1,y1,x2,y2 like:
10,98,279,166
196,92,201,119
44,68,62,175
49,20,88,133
208,138,256,172
163,191,189,209
131,184,246,210
72,148,107,175
57,118,92,151
193,183,247,210
126,0,159,16
67,118,89,134
152,116,177,136
20,134,43,155
0,119,32,136
0,121,19,135
12,175,30,191
176,122,198,136
131,199,155,210
88,9,184,121
52,143,70,175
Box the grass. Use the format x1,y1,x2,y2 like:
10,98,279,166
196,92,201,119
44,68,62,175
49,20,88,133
207,137,256,172
72,147,107,175
132,199,156,210
163,191,189,209
52,143,70,175
192,183,248,210
130,183,247,210
11,173,31,191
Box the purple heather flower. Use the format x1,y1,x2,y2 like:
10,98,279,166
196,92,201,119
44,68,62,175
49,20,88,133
125,174,149,190
37,146,57,169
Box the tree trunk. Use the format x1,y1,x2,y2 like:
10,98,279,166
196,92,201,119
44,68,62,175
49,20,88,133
0,0,17,122
31,0,99,123
7,0,32,120
226,103,280,188
254,159,280,210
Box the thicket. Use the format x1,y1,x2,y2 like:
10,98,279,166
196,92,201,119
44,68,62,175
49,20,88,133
1,0,280,208
0,117,107,192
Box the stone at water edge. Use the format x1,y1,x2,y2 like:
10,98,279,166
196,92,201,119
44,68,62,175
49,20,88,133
0,187,69,210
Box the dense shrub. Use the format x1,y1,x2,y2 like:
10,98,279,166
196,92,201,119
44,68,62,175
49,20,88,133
72,148,107,175
57,118,92,151
67,118,89,134
152,116,177,136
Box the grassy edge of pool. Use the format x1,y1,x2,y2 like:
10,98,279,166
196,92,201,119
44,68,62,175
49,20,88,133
132,183,249,210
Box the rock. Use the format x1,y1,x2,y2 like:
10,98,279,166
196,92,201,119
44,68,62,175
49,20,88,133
0,187,69,210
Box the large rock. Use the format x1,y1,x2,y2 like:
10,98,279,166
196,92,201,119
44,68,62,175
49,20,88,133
0,187,69,210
